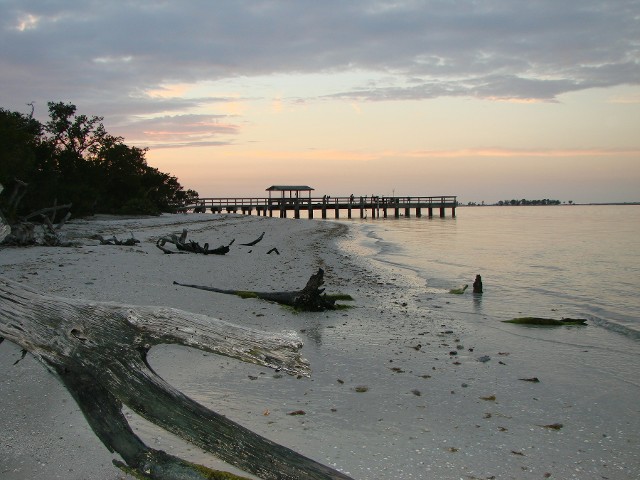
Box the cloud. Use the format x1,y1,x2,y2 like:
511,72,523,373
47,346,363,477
402,147,640,158
112,113,240,149
1,0,638,140
322,74,583,102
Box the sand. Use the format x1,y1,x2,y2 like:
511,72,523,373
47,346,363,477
1,213,638,480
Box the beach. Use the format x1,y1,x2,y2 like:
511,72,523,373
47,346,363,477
1,212,638,479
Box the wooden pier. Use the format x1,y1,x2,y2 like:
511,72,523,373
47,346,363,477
183,187,457,219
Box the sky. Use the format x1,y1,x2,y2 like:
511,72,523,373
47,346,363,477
1,1,639,204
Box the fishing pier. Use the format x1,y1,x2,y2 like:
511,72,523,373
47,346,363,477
184,186,457,219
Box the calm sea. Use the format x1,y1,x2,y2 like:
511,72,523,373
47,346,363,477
339,204,640,387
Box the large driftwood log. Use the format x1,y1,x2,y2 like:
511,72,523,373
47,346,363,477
0,183,9,242
0,179,73,246
174,268,348,312
0,277,352,479
0,208,74,246
156,228,233,255
0,213,8,243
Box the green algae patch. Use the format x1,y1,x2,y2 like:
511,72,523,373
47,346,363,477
449,285,468,294
503,317,587,326
236,291,259,299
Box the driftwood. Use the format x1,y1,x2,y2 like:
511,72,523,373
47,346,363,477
5,178,28,212
40,212,75,246
92,233,140,246
1,221,36,246
23,203,73,223
0,213,8,243
1,210,74,246
473,274,483,294
0,179,73,246
156,228,234,255
240,232,265,246
0,277,352,479
174,268,348,311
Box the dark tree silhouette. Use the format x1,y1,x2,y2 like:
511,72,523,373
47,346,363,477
0,102,198,220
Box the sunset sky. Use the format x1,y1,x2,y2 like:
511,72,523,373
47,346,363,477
2,1,639,203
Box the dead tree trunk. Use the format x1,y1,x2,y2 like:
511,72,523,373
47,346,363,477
0,277,352,480
0,179,73,246
174,268,343,311
156,229,233,255
92,233,140,246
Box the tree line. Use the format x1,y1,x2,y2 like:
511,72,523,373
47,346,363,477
0,102,199,220
496,199,563,206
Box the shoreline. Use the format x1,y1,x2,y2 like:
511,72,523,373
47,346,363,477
1,213,639,479
0,213,355,479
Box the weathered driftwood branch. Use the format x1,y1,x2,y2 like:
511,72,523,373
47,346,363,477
0,179,74,246
156,228,234,255
40,212,75,246
1,213,74,246
92,233,140,246
0,214,8,244
0,183,8,243
0,222,36,245
0,277,352,479
240,231,265,246
6,178,29,210
174,268,349,312
22,203,73,222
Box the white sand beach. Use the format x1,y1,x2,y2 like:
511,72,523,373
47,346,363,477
1,213,638,479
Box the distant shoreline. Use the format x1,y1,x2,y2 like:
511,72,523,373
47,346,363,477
460,202,640,207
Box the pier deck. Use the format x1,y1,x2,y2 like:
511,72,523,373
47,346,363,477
183,195,457,219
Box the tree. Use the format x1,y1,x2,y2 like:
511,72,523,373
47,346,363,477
0,107,44,217
0,102,198,218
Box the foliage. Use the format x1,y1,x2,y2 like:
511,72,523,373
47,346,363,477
496,198,562,206
0,102,198,218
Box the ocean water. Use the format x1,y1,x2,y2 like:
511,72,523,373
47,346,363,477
342,204,640,388
352,205,640,331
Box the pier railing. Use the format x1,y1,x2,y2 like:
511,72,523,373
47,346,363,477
181,195,457,219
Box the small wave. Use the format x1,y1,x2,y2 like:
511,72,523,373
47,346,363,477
588,315,640,341
364,227,383,241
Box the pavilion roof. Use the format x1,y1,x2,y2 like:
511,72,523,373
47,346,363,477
266,185,314,192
